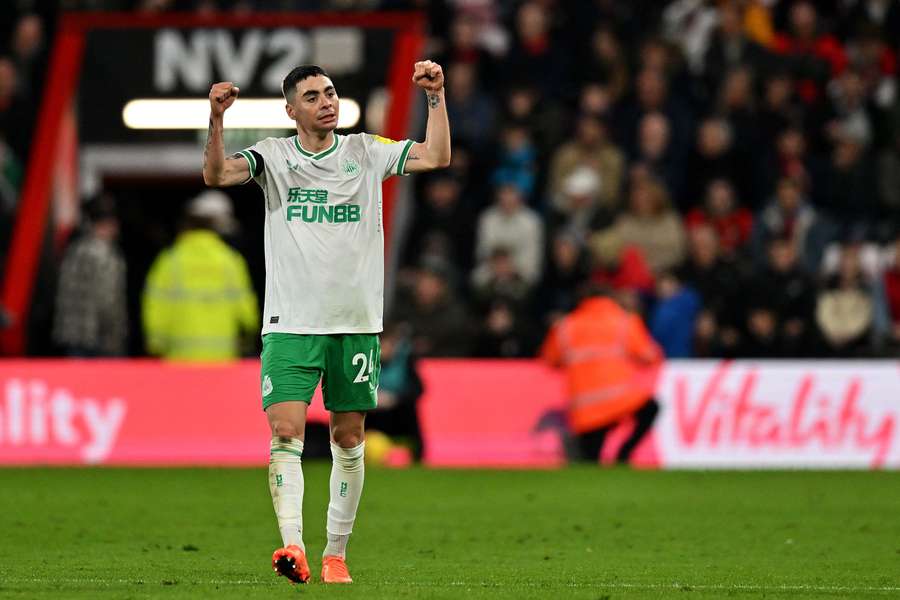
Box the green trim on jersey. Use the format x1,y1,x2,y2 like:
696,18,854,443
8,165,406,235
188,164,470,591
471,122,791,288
397,140,414,175
237,150,256,183
294,134,340,160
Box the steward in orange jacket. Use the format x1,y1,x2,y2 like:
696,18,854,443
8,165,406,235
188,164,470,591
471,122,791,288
541,290,663,463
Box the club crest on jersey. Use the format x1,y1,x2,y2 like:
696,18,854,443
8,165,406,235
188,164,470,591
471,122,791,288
341,157,361,178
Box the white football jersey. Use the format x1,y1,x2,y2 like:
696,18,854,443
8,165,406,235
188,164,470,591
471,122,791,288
238,132,413,335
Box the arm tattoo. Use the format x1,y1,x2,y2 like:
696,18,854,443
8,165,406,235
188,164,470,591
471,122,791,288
202,118,214,169
426,93,440,109
406,152,420,161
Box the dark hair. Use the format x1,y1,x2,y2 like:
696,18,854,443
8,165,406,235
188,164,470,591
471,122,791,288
282,65,329,101
83,194,117,223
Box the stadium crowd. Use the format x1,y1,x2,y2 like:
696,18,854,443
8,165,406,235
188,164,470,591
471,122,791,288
392,0,900,359
3,0,900,360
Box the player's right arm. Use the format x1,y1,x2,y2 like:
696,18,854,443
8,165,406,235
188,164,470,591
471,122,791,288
202,82,249,187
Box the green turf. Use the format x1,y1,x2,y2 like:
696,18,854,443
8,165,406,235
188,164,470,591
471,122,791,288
0,466,898,599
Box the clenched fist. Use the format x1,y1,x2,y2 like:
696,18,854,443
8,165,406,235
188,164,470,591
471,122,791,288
412,60,444,92
209,82,240,116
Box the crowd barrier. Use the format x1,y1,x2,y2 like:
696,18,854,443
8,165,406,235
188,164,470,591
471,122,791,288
0,359,897,468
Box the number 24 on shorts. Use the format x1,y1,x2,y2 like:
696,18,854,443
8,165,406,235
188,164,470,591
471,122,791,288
351,350,375,383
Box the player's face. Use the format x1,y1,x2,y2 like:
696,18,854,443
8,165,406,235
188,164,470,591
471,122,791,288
287,74,340,132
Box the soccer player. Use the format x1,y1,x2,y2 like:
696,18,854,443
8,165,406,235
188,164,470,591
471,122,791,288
201,62,450,584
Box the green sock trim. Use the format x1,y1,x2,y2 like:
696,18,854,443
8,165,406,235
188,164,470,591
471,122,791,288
270,448,303,457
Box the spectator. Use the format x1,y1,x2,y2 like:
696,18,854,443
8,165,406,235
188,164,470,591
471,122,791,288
580,26,629,100
877,132,900,233
502,84,566,155
751,175,830,272
52,195,128,357
441,14,498,86
842,0,900,46
824,69,874,149
492,124,538,198
541,285,663,465
502,2,568,99
882,235,900,349
445,62,495,149
816,243,878,355
678,224,748,326
684,117,749,210
703,2,771,92
822,131,879,234
474,297,538,358
747,237,817,356
678,224,746,356
0,57,30,164
772,1,848,105
739,305,783,358
757,72,800,152
549,167,609,236
364,324,425,461
588,227,655,296
717,68,763,192
404,174,474,272
662,0,718,75
142,191,258,361
703,2,769,101
392,259,471,357
613,177,687,274
616,67,692,186
632,112,684,201
10,14,45,98
649,271,702,358
548,113,625,217
474,183,544,285
471,248,531,310
539,232,591,323
685,178,753,256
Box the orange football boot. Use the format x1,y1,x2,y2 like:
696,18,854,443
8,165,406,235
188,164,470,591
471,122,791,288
321,555,353,583
271,544,310,584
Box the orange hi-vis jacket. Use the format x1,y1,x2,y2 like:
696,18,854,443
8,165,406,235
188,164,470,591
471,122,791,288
541,297,663,434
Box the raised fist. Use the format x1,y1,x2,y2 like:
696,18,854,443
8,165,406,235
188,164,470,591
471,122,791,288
209,82,240,116
412,60,444,92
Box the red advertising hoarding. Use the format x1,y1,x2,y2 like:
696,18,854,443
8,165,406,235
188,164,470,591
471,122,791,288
0,359,898,468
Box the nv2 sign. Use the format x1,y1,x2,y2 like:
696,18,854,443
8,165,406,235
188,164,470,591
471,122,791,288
154,28,363,94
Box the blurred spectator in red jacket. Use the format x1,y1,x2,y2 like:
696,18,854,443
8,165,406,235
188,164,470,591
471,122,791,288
589,228,655,296
685,178,753,257
772,0,848,104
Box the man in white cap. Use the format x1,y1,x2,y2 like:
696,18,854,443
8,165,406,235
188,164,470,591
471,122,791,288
141,190,258,361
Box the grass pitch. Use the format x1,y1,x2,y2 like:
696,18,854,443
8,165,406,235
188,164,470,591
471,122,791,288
0,466,898,599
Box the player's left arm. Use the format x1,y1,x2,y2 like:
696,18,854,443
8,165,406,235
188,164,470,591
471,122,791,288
405,60,451,173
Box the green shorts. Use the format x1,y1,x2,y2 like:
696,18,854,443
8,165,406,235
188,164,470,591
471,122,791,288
260,333,380,412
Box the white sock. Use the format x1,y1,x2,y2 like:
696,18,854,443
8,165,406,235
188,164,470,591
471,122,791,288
324,441,365,558
268,437,305,551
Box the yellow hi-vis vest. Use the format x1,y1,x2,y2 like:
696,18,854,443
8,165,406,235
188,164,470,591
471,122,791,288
142,230,259,361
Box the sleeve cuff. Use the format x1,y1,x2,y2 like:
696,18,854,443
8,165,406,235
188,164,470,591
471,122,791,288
396,140,415,176
238,150,258,183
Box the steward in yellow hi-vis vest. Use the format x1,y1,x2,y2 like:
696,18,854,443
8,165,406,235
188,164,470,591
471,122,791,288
142,193,258,361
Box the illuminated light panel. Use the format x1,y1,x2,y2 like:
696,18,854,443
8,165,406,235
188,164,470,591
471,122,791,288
122,98,360,129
